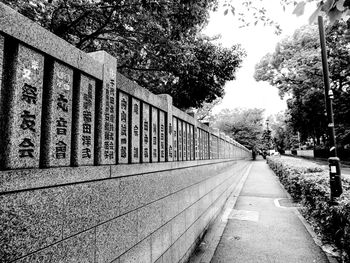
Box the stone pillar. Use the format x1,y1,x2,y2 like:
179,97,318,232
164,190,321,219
158,94,173,162
173,117,178,161
130,97,141,163
72,74,96,166
141,103,150,163
151,107,159,163
194,127,199,160
88,51,117,165
117,91,129,164
178,119,183,161
190,125,194,160
183,122,187,161
41,60,73,167
3,44,44,169
159,110,166,162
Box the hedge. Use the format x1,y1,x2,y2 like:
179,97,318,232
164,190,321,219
267,156,350,261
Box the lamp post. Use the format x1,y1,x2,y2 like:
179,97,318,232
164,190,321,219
318,16,342,202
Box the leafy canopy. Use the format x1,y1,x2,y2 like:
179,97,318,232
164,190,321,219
3,0,246,109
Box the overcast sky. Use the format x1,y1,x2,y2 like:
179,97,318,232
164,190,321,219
203,0,316,117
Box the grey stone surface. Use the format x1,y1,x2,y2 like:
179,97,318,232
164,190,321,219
119,236,151,263
62,179,120,238
190,125,194,160
0,188,63,262
131,98,141,163
151,107,158,162
183,122,188,160
72,74,95,166
118,91,129,164
173,117,178,161
0,3,103,80
89,51,117,165
157,94,173,162
172,212,186,243
187,123,191,160
41,61,73,167
4,44,44,169
0,165,110,193
137,200,163,241
178,119,183,161
96,211,138,263
159,110,166,162
195,128,198,160
141,103,150,163
0,34,3,103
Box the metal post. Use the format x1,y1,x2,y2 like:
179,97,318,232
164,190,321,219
318,16,342,200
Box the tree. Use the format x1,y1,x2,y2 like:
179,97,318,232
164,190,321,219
212,108,265,150
254,22,350,147
2,0,246,109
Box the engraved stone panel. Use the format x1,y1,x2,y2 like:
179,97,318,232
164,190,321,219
190,125,194,160
72,74,95,166
41,61,73,167
0,34,3,96
183,123,187,161
195,128,199,160
90,52,117,165
198,129,202,160
159,111,165,162
151,107,158,162
205,132,209,159
186,123,190,160
178,119,183,161
141,103,150,163
118,91,129,164
131,98,140,163
173,117,178,161
4,44,44,169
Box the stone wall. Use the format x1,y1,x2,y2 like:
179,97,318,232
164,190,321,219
0,3,251,263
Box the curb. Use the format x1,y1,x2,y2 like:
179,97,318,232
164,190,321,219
188,163,253,263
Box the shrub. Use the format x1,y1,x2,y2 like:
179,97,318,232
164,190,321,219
267,156,350,261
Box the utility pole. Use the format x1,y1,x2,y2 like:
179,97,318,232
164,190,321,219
318,16,342,202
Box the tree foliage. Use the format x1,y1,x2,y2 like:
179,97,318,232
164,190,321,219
254,22,350,147
212,108,265,150
2,0,246,109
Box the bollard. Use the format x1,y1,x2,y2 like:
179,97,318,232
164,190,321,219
329,157,343,199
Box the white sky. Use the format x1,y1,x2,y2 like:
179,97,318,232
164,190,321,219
203,0,316,117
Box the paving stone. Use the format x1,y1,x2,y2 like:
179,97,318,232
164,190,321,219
4,44,44,169
41,61,73,167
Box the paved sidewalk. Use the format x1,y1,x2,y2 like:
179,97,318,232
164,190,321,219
210,158,329,263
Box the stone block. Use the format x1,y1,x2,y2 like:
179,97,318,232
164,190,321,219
172,117,178,161
72,73,95,166
118,91,129,163
0,33,3,100
195,128,199,160
3,44,44,169
178,119,183,161
151,107,158,162
119,236,151,263
159,110,165,162
41,60,73,167
131,97,141,163
186,123,190,160
96,211,138,263
190,125,194,160
89,51,117,165
154,256,163,263
162,193,179,223
0,188,63,262
171,212,185,243
62,179,120,238
15,228,95,263
151,226,164,262
137,200,163,241
141,103,150,163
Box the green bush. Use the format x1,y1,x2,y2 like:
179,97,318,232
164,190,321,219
267,156,350,261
